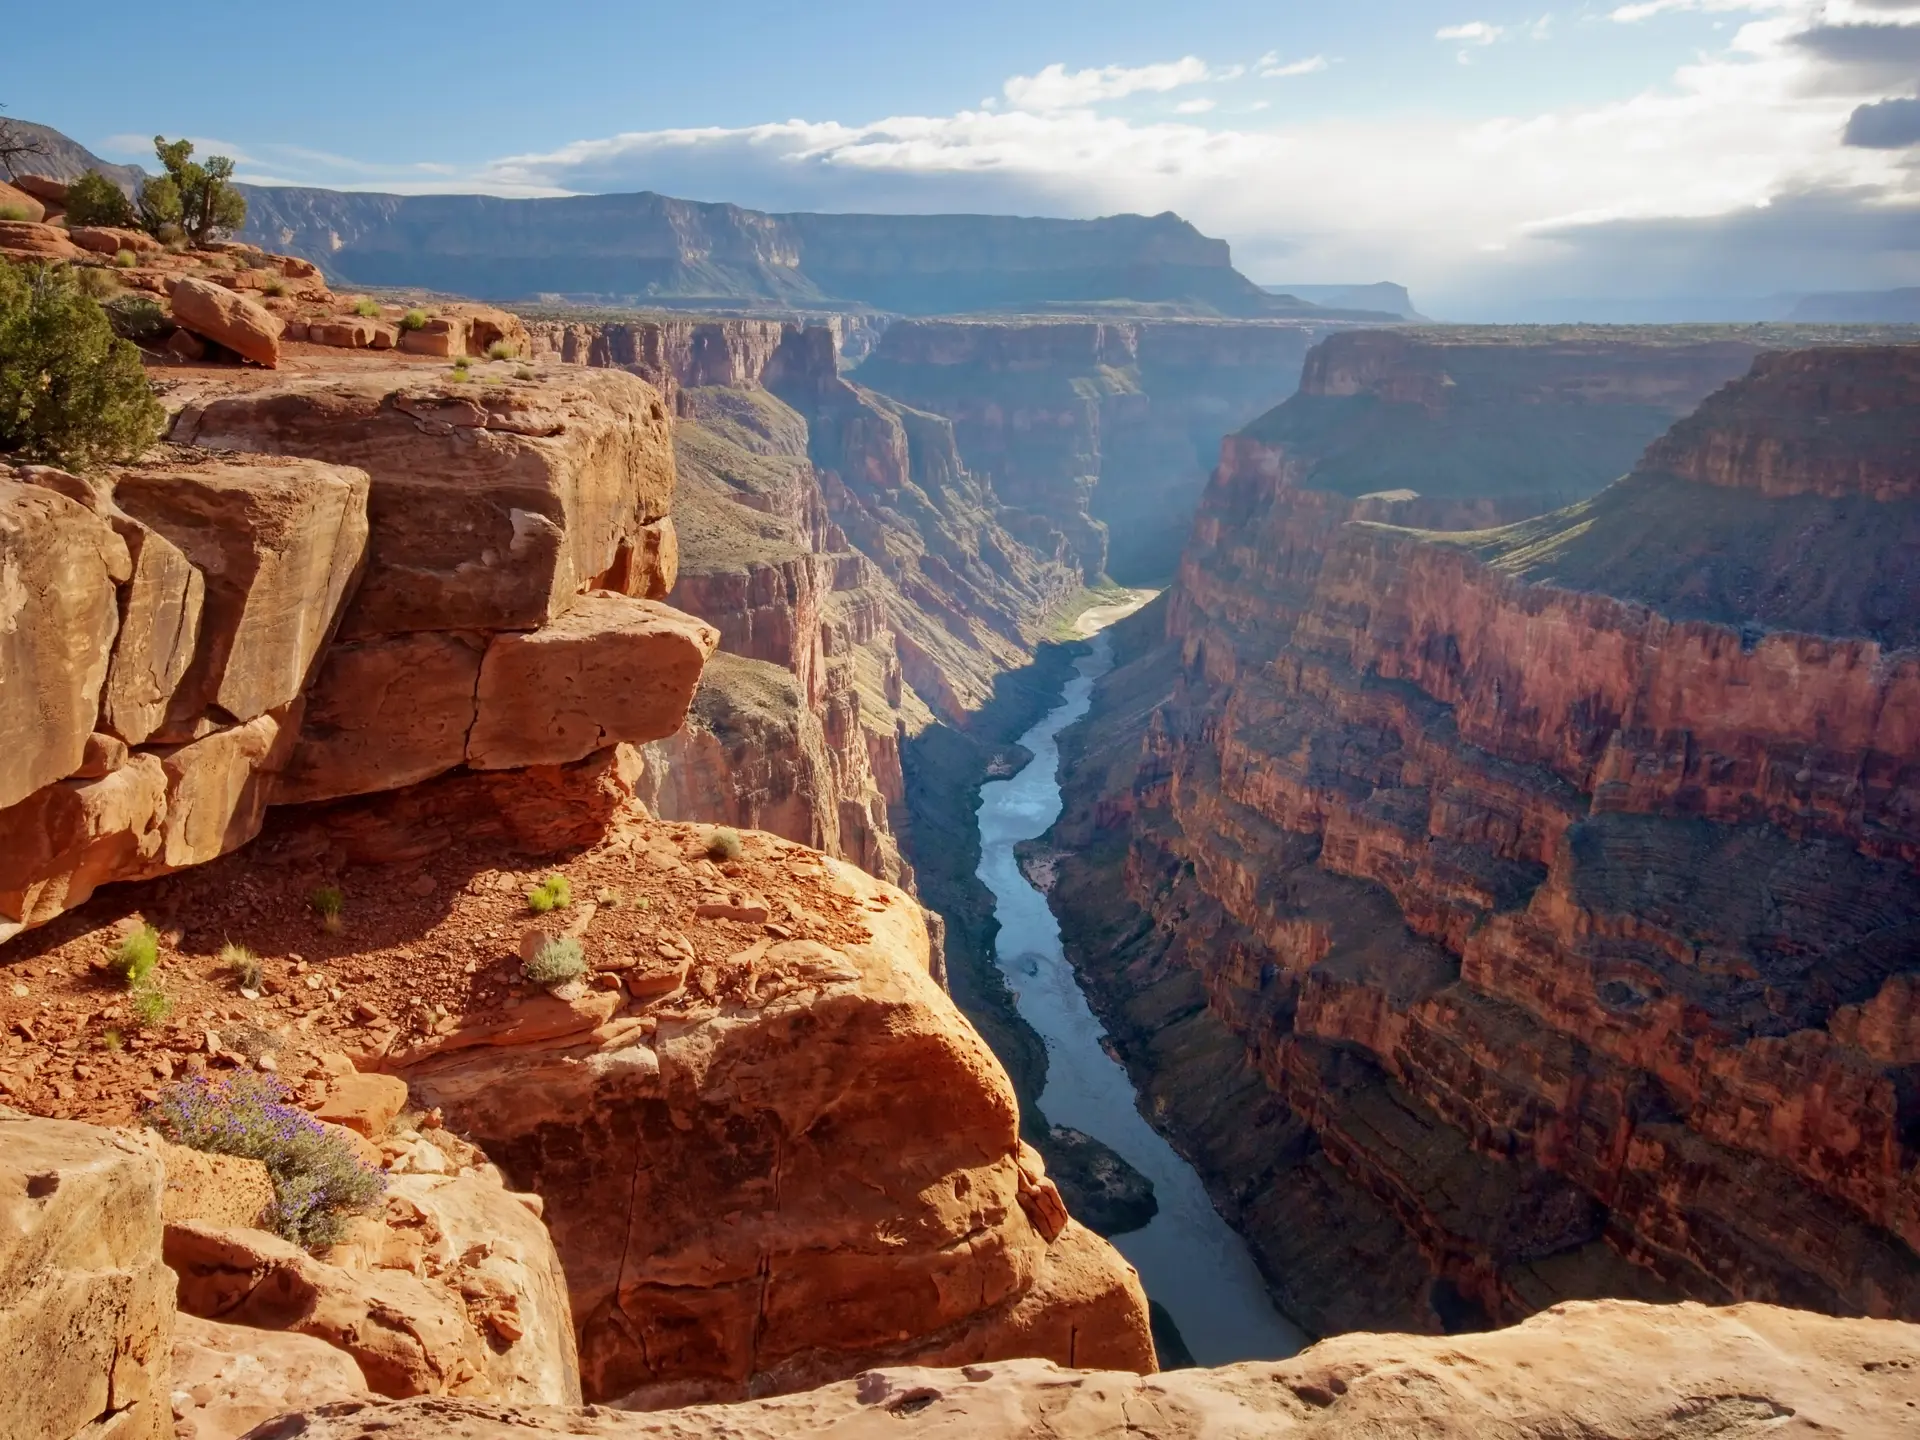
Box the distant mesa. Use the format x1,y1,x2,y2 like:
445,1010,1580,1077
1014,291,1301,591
1787,288,1920,324
1263,281,1426,321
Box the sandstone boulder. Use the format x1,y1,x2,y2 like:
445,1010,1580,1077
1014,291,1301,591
314,1071,410,1140
171,1312,371,1440
0,1111,175,1440
9,173,70,206
309,316,381,349
112,456,369,733
0,218,84,259
204,1301,1920,1439
0,178,47,221
465,594,719,770
397,316,468,357
0,480,130,811
168,277,284,367
170,368,677,638
70,225,161,256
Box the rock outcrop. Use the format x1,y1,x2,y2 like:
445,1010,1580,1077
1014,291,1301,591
1048,343,1920,1335
203,1301,1920,1439
0,1110,175,1440
0,356,716,942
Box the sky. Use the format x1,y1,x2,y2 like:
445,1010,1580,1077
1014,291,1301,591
7,0,1920,316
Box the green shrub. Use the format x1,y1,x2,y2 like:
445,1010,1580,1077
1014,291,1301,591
0,263,163,468
72,267,120,300
706,828,744,862
352,297,380,318
146,1071,385,1251
523,935,586,987
220,942,264,990
65,170,137,228
103,293,169,346
0,204,31,222
137,175,182,239
516,366,536,381
114,248,137,267
486,340,515,361
262,278,286,297
525,873,572,914
310,885,344,932
400,308,429,331
111,923,159,985
128,981,171,1028
149,137,245,246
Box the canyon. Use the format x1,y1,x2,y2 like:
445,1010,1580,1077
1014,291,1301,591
1046,336,1920,1340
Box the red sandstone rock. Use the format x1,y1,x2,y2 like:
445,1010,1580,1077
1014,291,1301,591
8,174,69,207
168,278,284,367
315,1072,410,1139
0,181,48,221
171,1312,372,1440
69,225,160,256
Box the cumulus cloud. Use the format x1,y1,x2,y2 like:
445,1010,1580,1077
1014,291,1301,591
1846,97,1920,146
1001,57,1215,111
1256,52,1329,78
1436,21,1504,43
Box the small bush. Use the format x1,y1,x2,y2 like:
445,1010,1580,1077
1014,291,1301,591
115,249,137,268
103,293,169,346
400,308,429,331
0,263,164,468
352,297,381,318
102,1028,124,1052
525,873,572,914
112,923,160,985
262,278,286,297
310,885,344,932
146,1071,386,1251
486,340,515,361
73,267,120,300
706,828,744,862
523,935,586,988
515,366,536,381
0,204,32,222
128,981,171,1028
64,170,138,229
221,942,263,990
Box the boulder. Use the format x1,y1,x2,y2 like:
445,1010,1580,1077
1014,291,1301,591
164,1221,491,1400
0,480,130,811
308,316,381,349
0,1110,175,1440
112,455,369,732
275,632,485,805
70,225,161,256
597,515,678,599
397,317,468,358
215,1300,1920,1439
171,1312,371,1440
9,173,70,206
465,594,718,770
0,178,48,221
314,1072,411,1140
171,368,678,639
168,277,284,368
0,219,84,260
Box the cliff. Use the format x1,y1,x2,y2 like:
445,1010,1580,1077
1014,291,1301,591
1048,343,1920,1336
233,180,1311,317
851,319,1330,581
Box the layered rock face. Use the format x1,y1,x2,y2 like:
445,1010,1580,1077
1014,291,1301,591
0,358,716,941
852,319,1328,581
528,316,1080,883
194,1301,1920,1439
1050,343,1920,1335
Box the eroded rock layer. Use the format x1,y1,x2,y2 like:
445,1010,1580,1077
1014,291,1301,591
1050,343,1920,1335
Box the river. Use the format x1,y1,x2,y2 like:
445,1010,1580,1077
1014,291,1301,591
974,626,1307,1366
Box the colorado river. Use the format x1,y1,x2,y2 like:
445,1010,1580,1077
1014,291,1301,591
974,627,1306,1365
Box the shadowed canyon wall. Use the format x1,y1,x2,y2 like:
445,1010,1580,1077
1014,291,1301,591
1047,338,1920,1337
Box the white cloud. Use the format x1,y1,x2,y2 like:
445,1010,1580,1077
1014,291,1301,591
1436,21,1504,43
1001,57,1214,111
1256,52,1330,77
1173,98,1217,114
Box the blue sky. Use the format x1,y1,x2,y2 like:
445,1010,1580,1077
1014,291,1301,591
9,1,1919,312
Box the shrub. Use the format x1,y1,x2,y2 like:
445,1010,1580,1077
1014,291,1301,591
523,935,586,988
137,175,182,239
103,293,169,346
65,169,137,228
262,277,286,297
399,308,429,331
72,266,120,300
706,828,744,862
128,981,171,1028
0,263,164,468
525,873,572,914
114,248,137,268
352,297,381,318
145,1071,385,1251
0,204,31,221
486,340,515,361
516,366,536,381
310,885,344,932
111,923,160,985
102,1028,124,1052
221,942,263,990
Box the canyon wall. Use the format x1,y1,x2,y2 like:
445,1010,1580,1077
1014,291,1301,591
850,319,1332,582
1049,340,1920,1336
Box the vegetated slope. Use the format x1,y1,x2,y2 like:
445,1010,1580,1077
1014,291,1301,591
1046,340,1920,1338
